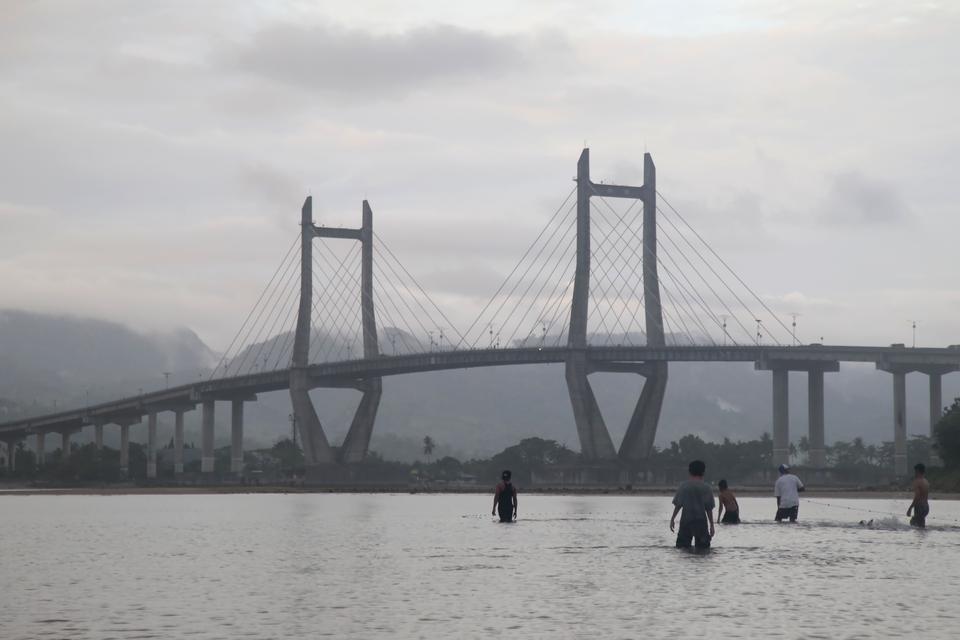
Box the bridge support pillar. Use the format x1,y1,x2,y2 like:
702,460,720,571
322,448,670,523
565,353,617,460
60,431,71,460
230,400,244,475
807,369,826,467
290,373,336,465
36,432,46,468
201,400,215,474
119,423,130,477
146,412,157,479
174,410,185,475
339,379,383,464
772,368,789,467
94,423,104,450
4,440,16,472
619,362,668,461
929,372,942,439
892,371,907,476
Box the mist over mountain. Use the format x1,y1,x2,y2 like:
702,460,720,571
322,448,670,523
0,309,217,405
2,309,957,461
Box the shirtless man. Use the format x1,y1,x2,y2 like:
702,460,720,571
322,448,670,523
907,463,930,528
717,479,740,524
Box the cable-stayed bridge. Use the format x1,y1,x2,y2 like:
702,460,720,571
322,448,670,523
2,149,957,478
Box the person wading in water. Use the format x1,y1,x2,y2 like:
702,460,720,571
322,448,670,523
717,479,741,524
907,463,930,528
493,470,518,522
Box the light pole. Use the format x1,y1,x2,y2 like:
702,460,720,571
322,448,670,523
755,319,763,345
790,313,800,346
911,320,917,348
163,371,171,388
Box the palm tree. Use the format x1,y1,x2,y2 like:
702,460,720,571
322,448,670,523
422,436,436,464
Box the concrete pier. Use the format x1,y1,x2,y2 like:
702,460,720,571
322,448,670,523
201,399,215,474
772,368,789,466
174,410,185,475
4,440,16,471
119,423,130,476
94,422,104,450
928,370,944,464
146,412,157,479
339,379,383,463
36,432,45,467
230,400,243,475
929,372,942,435
619,362,668,460
758,359,838,468
893,371,907,476
60,431,71,459
808,369,826,467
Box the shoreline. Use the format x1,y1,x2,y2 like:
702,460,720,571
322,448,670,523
0,484,957,500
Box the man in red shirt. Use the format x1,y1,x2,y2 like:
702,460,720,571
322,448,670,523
492,470,518,522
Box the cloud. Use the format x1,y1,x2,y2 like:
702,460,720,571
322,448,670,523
821,171,911,225
227,22,524,99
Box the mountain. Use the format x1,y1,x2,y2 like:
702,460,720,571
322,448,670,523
0,309,218,405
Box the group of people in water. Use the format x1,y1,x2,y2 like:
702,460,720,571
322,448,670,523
491,461,933,550
669,459,931,549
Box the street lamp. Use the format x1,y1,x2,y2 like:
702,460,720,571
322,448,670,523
789,313,801,346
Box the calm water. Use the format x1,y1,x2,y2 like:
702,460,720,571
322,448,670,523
1,493,959,639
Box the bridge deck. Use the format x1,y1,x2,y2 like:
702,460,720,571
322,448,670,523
2,344,958,437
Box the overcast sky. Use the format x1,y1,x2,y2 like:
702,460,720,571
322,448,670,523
1,1,958,351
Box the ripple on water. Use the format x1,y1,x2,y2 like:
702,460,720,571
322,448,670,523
1,494,959,638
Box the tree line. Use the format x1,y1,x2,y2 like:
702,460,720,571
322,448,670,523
3,396,960,486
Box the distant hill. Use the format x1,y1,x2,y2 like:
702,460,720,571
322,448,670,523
0,309,217,404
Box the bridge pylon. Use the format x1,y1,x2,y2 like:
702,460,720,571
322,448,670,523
290,197,383,466
566,148,668,462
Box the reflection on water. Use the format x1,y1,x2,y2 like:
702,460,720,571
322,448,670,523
1,494,958,639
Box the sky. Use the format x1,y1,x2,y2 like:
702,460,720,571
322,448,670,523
1,0,959,352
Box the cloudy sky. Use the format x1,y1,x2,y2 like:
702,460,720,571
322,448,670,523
1,0,958,351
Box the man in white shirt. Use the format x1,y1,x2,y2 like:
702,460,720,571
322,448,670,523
774,464,805,522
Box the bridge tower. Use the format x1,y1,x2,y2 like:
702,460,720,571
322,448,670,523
290,197,383,466
566,149,669,462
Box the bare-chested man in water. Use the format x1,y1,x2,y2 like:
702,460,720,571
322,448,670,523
907,463,930,528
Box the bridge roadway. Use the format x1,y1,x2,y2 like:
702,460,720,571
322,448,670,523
2,343,958,438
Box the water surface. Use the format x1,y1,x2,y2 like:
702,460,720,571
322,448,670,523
1,493,958,639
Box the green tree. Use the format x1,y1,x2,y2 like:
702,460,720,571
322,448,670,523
934,398,960,468
271,438,304,472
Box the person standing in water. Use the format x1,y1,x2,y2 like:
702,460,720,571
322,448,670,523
670,460,716,549
492,470,518,522
774,464,805,522
717,479,741,524
907,463,930,528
